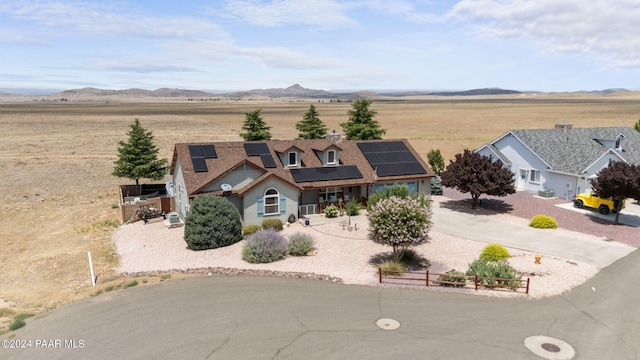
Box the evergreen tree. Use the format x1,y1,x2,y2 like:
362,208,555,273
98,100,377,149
340,98,386,140
634,118,640,132
112,118,168,187
240,109,272,141
440,149,515,209
427,149,445,175
296,104,328,139
184,196,243,250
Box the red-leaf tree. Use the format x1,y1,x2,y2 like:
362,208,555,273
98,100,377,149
590,161,640,224
440,149,516,209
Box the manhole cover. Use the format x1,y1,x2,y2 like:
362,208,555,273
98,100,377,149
524,335,575,359
376,318,400,330
541,343,561,352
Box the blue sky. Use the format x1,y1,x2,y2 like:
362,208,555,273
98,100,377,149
2,0,639,93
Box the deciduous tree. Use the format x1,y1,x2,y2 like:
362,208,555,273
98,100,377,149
240,109,272,141
440,149,515,209
368,192,432,261
296,104,328,139
112,118,168,188
590,161,640,224
340,98,386,140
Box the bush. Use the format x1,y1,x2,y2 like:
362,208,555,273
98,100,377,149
262,218,284,231
288,232,315,256
378,260,405,276
437,269,467,287
529,214,558,229
324,204,339,218
367,183,411,211
184,195,243,250
479,243,511,262
9,313,32,331
242,229,288,263
345,199,361,216
242,224,261,237
466,259,522,290
398,249,429,269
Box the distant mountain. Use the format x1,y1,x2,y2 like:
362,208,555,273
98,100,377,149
225,84,334,98
1,85,634,99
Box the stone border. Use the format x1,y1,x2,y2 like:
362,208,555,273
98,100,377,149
119,267,343,283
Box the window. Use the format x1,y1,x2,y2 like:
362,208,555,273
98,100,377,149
288,151,298,167
520,169,528,180
326,150,337,165
529,170,541,183
264,188,280,215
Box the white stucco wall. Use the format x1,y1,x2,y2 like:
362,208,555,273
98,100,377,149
172,159,191,219
201,163,263,193
493,134,549,193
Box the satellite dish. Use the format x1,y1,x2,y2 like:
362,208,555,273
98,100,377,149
221,184,232,192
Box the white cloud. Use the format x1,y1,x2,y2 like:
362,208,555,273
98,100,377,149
448,0,640,68
0,1,227,40
219,0,357,27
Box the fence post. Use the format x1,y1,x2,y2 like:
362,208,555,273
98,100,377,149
474,275,478,291
379,267,382,283
525,278,530,295
426,271,429,287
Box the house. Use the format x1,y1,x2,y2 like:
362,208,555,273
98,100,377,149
476,125,640,200
169,134,435,225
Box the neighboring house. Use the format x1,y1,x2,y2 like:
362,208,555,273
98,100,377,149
170,134,434,225
476,125,640,200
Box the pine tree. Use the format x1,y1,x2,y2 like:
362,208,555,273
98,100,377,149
112,118,168,187
240,109,272,141
440,149,515,209
296,104,328,139
634,118,640,132
427,149,445,175
340,98,386,140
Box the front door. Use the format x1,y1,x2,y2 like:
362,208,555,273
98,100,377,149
517,169,528,189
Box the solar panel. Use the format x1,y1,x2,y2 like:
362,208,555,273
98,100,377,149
290,166,363,183
260,154,277,168
358,141,426,177
188,144,217,158
191,157,208,172
244,142,269,156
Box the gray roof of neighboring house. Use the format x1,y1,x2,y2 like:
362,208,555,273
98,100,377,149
508,126,640,174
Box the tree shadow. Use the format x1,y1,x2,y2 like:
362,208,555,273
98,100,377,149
586,213,640,228
438,197,514,215
368,251,431,271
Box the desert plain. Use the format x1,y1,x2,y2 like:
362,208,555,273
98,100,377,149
1,92,640,325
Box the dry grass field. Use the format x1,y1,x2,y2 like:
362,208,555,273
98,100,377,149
1,93,639,323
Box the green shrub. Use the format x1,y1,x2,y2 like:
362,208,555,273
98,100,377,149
9,313,32,331
345,199,361,216
324,204,339,218
242,224,261,237
378,260,405,276
123,280,138,288
184,195,243,250
479,243,511,262
288,232,315,256
529,214,558,229
262,218,284,231
437,269,467,287
242,229,288,263
367,183,411,210
466,259,522,290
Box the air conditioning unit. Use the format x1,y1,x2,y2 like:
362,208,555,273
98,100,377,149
167,212,180,225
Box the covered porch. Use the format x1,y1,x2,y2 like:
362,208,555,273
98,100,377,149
298,185,368,216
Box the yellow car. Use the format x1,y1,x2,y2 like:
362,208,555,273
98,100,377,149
573,191,625,215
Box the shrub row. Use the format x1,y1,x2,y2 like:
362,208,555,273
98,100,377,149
242,219,285,237
242,230,316,263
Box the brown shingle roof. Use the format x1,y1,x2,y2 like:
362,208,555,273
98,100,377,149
171,138,434,197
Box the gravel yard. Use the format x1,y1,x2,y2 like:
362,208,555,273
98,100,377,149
112,192,622,299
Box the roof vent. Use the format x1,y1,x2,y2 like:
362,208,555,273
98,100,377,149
555,122,573,131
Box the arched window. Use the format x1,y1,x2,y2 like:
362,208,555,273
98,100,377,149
264,188,280,215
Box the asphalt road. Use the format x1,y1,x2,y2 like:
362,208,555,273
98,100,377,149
2,248,639,360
